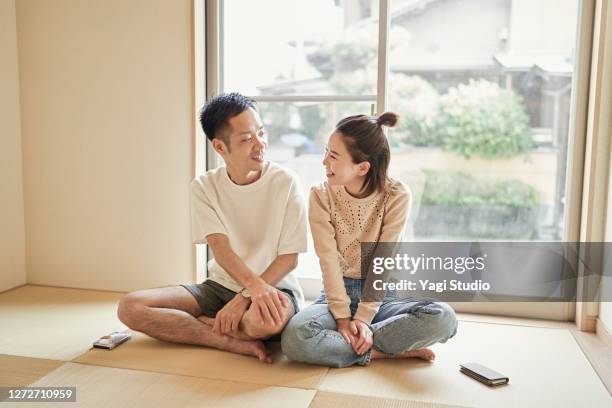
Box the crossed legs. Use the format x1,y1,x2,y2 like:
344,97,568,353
116,286,293,362
281,299,457,368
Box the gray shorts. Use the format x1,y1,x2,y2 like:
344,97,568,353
181,279,300,318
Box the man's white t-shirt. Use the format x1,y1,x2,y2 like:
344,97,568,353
190,161,307,304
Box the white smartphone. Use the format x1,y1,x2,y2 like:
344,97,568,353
93,331,131,349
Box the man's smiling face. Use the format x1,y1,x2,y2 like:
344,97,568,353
214,107,268,174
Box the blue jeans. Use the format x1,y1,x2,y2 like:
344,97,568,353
281,277,458,368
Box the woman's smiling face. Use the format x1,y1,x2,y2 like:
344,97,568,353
322,131,369,191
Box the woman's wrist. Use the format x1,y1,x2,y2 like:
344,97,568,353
336,317,351,327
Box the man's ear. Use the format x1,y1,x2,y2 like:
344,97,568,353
211,138,229,156
357,161,371,176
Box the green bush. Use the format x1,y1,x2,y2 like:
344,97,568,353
304,20,534,159
435,79,535,159
421,171,540,208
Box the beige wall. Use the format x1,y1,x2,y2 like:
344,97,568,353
16,0,194,291
0,0,26,293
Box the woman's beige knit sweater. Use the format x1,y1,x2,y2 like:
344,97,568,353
308,178,411,324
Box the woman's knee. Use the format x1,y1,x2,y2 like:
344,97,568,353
425,302,458,339
281,317,323,362
283,312,369,368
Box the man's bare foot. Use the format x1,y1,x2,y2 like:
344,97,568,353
195,316,271,362
224,337,272,363
197,315,256,341
371,347,435,362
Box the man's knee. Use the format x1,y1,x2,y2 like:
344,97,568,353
240,303,294,340
117,292,147,329
117,286,201,330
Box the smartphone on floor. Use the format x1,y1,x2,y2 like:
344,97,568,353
93,331,131,350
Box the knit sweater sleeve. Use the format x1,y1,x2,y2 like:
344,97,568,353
354,182,411,324
308,186,352,319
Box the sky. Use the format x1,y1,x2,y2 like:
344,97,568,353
222,0,343,94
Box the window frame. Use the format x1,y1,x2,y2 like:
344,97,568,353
197,0,595,320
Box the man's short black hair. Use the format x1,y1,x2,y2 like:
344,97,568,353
199,92,256,142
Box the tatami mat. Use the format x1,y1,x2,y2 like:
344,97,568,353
0,285,126,361
73,332,328,389
456,312,576,330
12,362,315,408
3,286,610,407
0,354,64,387
318,321,612,408
309,391,468,408
571,328,612,395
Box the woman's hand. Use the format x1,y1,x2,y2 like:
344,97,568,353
336,317,358,346
350,319,373,355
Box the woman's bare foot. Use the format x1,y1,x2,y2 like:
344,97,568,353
371,347,436,362
224,337,272,363
401,348,436,361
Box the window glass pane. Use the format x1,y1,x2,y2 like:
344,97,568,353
222,0,378,96
387,0,579,241
257,101,373,278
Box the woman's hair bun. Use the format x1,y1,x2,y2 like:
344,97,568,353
376,112,398,128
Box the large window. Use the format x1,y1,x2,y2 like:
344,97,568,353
210,0,586,316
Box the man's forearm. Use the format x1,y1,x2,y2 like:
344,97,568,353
207,234,263,289
260,254,298,286
207,234,298,290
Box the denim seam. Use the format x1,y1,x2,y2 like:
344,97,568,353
373,304,437,338
373,304,444,355
321,330,345,342
372,315,415,355
304,310,344,340
373,314,409,338
360,349,372,366
309,310,333,320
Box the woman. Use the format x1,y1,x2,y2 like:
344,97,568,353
281,112,458,368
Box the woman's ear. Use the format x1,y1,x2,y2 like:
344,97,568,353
357,161,371,176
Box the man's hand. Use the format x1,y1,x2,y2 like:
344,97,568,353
212,293,250,336
248,278,289,326
336,317,358,346
350,319,373,355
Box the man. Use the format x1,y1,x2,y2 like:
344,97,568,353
117,93,307,362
